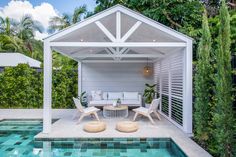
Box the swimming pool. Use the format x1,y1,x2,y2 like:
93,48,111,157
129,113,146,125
0,120,187,157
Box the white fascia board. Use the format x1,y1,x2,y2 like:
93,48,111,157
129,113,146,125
44,6,119,42
50,42,186,47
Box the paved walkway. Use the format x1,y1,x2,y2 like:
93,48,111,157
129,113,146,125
0,109,212,157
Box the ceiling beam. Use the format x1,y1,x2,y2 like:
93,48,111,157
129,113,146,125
50,42,186,47
95,21,116,42
52,48,78,61
73,54,163,58
116,11,121,41
119,47,128,54
121,21,142,42
81,60,155,63
105,48,118,60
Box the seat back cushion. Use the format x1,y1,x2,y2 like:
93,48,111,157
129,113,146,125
91,90,102,100
102,92,108,100
108,92,123,100
123,92,139,100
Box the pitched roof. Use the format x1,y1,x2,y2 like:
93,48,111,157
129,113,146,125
0,52,41,68
44,4,193,42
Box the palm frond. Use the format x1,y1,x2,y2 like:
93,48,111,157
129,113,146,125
72,5,87,24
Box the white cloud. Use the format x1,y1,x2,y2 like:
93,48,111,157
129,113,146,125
0,0,59,40
35,31,48,41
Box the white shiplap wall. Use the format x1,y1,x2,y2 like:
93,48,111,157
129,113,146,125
81,63,153,94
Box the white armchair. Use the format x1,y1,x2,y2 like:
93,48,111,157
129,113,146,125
132,98,161,124
73,97,100,124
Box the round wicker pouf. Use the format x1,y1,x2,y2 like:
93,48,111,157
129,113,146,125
83,121,106,133
116,121,139,133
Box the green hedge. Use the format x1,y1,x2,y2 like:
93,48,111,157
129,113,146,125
0,64,77,108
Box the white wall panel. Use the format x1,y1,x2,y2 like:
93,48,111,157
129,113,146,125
81,63,153,95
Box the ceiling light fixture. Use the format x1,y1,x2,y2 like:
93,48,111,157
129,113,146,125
143,58,153,77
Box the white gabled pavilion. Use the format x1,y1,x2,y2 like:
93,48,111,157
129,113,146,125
43,5,193,135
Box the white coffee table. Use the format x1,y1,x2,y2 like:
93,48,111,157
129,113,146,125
103,105,128,118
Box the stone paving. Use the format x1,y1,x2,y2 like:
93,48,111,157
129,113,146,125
0,109,212,157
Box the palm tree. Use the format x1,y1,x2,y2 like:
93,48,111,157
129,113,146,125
11,15,44,56
0,34,26,52
12,15,44,40
48,5,87,33
0,17,14,35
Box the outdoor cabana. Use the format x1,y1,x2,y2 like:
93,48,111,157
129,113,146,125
43,5,193,135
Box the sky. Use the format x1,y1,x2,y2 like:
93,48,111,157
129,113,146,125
0,0,97,40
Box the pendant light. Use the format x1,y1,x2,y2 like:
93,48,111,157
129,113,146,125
143,58,152,77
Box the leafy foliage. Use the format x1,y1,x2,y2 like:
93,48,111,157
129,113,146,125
0,64,77,109
48,5,87,33
211,1,236,156
95,0,203,39
78,91,88,107
0,15,44,62
0,64,41,108
194,8,213,147
52,67,78,109
143,83,157,104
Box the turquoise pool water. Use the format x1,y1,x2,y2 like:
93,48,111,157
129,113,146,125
0,120,187,157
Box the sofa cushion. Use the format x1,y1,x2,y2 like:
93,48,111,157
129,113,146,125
89,100,116,106
102,92,108,100
90,100,108,105
91,90,102,100
108,92,123,100
123,92,139,100
121,100,141,105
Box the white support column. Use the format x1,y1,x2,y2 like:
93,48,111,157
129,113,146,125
78,62,82,96
43,41,52,134
183,40,193,134
43,141,52,156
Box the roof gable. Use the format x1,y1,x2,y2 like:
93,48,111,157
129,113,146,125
44,4,193,42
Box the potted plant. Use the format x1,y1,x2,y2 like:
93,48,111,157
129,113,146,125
117,98,121,106
78,91,88,108
143,83,157,107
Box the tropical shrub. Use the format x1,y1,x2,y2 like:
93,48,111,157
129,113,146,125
0,64,40,108
0,64,78,109
52,67,77,109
